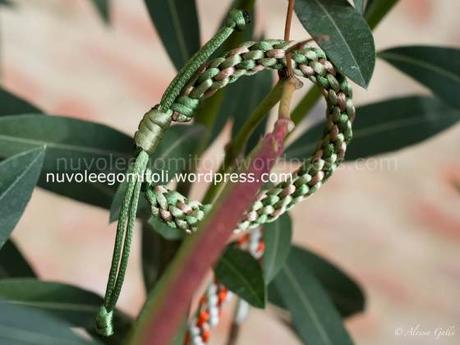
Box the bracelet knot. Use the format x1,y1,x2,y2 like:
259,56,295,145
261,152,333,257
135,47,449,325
226,9,250,31
134,106,172,154
95,306,114,337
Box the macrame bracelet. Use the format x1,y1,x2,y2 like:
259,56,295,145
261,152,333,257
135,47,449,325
144,40,354,233
97,8,355,338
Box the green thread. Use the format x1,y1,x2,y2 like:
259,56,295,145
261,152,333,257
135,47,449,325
96,150,149,336
96,9,249,336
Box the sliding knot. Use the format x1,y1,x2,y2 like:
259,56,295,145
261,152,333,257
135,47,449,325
171,96,199,121
226,9,250,31
134,107,172,154
95,306,114,337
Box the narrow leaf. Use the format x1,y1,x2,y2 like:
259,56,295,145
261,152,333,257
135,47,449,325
0,240,36,279
365,0,399,29
271,246,354,345
0,278,131,331
295,0,375,88
144,0,200,70
141,221,182,293
286,96,460,160
0,88,41,116
263,214,292,282
231,71,274,153
148,216,184,241
215,246,266,308
379,46,460,109
91,0,110,23
0,147,45,249
269,246,365,318
0,0,13,7
0,114,134,209
0,301,101,345
354,0,365,14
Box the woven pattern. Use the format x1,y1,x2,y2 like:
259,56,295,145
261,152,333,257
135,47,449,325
145,39,355,233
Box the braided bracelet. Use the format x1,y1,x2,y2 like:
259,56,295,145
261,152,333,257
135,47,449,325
144,39,354,234
96,8,354,337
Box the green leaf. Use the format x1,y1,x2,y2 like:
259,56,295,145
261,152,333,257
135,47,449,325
0,114,134,209
148,216,184,241
0,0,13,7
144,0,200,70
379,46,460,110
365,0,399,29
91,0,110,23
269,246,365,318
0,147,45,249
141,222,181,292
0,89,41,116
232,71,274,152
0,240,36,279
271,246,354,345
0,301,101,345
295,0,375,88
285,96,460,161
141,223,160,292
263,214,292,283
109,125,203,222
214,246,266,308
0,227,35,299
0,278,131,331
354,0,365,14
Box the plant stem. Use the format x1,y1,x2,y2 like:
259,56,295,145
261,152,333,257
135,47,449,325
290,85,321,125
279,77,302,120
284,0,295,77
226,323,241,345
225,299,247,345
202,81,284,204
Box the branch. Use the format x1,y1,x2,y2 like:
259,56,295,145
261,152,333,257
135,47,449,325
284,0,296,77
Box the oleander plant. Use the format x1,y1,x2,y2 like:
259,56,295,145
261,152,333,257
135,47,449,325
0,0,459,345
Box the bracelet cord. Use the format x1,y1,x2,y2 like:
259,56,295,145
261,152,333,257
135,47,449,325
96,9,249,337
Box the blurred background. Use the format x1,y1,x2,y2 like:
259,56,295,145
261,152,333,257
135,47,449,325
2,0,459,344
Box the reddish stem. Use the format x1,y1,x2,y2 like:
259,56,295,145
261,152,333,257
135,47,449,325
130,118,292,345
